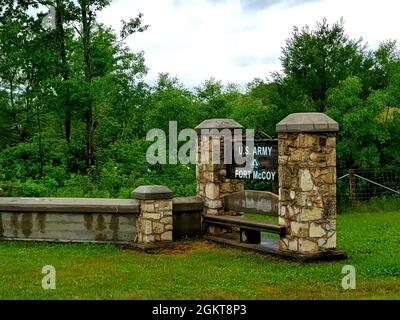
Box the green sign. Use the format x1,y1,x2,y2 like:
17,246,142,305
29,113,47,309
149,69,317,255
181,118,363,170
226,139,278,181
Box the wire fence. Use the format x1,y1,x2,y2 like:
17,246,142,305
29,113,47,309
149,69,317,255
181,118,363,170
244,168,400,211
153,168,400,211
337,169,400,209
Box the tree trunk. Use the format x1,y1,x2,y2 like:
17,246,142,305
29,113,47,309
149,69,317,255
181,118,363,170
55,0,71,143
80,1,95,168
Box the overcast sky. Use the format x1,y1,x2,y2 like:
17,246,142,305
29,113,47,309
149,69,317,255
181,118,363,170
97,0,400,88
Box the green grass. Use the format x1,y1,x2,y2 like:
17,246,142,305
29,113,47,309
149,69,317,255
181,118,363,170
0,211,399,300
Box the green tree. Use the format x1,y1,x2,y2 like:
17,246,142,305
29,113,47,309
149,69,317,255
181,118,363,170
281,18,365,111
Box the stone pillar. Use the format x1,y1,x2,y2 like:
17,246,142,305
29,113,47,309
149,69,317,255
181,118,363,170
276,113,338,254
195,119,244,219
132,185,173,244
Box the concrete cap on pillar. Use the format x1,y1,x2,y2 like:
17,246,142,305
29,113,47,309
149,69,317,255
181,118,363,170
195,119,243,133
132,185,173,200
276,113,339,133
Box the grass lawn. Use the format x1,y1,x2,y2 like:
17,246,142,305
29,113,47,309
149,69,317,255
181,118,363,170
0,210,399,300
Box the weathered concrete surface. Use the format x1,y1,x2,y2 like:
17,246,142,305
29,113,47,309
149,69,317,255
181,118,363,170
195,118,243,133
224,190,278,216
0,197,139,213
172,196,203,239
132,185,173,200
0,195,205,245
172,196,203,212
276,113,339,133
173,211,202,239
0,212,137,243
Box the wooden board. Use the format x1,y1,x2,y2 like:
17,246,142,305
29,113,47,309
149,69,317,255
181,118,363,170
203,214,285,236
204,233,348,262
224,190,278,215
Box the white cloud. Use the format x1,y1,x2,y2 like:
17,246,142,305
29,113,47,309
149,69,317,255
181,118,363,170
98,0,400,88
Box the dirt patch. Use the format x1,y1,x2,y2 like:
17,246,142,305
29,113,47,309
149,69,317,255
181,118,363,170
122,239,219,256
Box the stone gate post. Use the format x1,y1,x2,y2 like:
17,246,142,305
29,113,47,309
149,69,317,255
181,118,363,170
276,113,339,254
195,119,244,229
132,185,174,245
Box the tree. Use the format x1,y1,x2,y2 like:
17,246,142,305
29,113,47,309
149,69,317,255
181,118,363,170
281,18,365,111
70,0,148,168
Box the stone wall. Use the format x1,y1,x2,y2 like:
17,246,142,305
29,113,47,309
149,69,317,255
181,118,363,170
277,113,338,254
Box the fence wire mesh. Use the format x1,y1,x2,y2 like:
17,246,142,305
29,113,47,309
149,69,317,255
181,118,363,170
155,168,400,210
337,169,400,209
245,169,400,211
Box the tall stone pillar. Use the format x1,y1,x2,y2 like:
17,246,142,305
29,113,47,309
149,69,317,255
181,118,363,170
132,185,173,244
195,119,244,220
276,113,338,254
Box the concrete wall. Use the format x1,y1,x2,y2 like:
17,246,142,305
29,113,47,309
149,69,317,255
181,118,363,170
173,196,203,239
0,197,140,244
0,195,203,244
0,212,138,243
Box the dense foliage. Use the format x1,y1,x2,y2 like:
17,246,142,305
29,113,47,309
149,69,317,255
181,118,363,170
1,3,399,197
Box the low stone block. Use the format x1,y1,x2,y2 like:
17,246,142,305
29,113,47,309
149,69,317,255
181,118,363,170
142,220,153,235
327,149,336,166
160,216,173,225
288,239,298,251
205,183,219,200
141,202,155,212
289,148,309,162
142,213,161,220
298,238,319,253
220,182,234,193
300,207,323,221
299,169,314,191
309,152,326,163
278,216,287,226
297,133,318,148
326,137,336,148
153,222,164,234
324,232,336,249
309,222,326,238
161,231,173,241
279,238,289,250
159,200,173,211
290,221,309,237
205,199,223,209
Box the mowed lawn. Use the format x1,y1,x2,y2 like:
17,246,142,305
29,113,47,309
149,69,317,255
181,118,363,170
0,211,399,300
